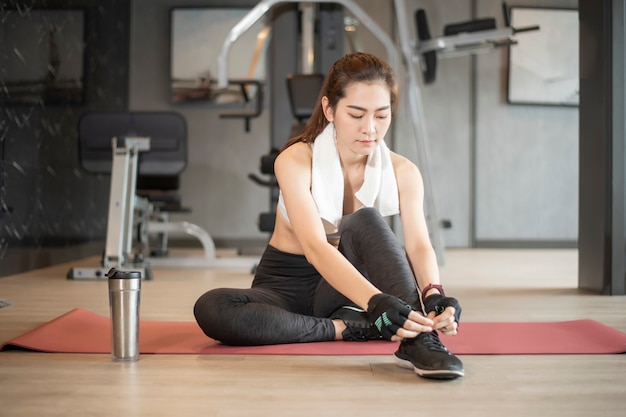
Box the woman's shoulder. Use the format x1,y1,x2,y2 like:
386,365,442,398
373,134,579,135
390,150,420,177
275,142,312,171
389,151,424,198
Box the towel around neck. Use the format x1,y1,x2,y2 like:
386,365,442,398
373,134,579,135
278,122,399,234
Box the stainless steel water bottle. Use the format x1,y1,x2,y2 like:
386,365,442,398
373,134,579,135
107,268,141,362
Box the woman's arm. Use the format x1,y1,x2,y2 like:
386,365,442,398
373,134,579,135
275,144,435,340
393,153,460,335
393,153,441,296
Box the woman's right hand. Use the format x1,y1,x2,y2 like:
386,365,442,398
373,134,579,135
366,293,434,341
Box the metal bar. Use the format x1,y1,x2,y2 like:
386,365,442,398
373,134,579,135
217,0,398,88
393,0,445,263
415,28,514,55
301,3,315,74
104,139,131,267
148,221,217,260
103,137,150,269
123,143,140,258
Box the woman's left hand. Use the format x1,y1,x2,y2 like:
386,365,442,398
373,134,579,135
428,307,459,336
422,293,461,336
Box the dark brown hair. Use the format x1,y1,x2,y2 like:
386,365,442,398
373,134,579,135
280,52,398,151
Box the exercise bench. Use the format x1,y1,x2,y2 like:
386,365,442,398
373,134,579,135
67,112,257,280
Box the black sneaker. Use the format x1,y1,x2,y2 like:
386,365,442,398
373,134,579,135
394,331,464,379
330,306,382,342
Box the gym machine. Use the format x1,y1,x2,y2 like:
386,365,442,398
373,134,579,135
242,3,346,234
67,112,258,280
392,0,539,261
218,0,444,262
67,136,153,280
409,2,539,85
218,1,539,264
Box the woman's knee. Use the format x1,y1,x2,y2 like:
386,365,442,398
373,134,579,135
352,206,380,221
341,207,386,231
193,288,240,340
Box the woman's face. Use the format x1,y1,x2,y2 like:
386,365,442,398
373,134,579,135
322,81,392,157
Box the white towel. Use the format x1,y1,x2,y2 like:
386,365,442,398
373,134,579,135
277,122,399,232
311,122,399,229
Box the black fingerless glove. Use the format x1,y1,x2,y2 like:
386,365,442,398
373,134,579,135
423,293,462,324
366,293,413,340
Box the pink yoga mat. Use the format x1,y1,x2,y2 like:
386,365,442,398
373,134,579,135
2,308,626,355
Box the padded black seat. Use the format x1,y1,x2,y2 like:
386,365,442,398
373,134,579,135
286,73,324,120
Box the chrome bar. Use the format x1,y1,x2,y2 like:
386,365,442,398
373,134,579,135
217,0,398,87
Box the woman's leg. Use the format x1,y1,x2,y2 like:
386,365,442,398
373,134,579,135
194,287,335,346
310,208,464,379
314,207,420,317
194,246,336,346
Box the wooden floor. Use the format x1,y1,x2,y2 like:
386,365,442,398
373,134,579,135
1,249,625,417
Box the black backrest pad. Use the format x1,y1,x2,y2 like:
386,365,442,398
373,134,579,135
78,112,187,176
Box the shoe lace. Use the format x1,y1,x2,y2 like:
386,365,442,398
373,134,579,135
419,331,449,353
344,321,381,341
348,326,369,341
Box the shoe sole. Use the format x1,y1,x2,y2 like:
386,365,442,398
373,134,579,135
394,354,465,380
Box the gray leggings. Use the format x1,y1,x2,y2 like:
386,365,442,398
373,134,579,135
193,207,421,346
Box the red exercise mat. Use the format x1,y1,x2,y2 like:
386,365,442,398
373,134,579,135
2,308,626,355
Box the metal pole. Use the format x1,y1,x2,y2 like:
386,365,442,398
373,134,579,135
217,0,398,88
300,3,315,74
393,0,445,263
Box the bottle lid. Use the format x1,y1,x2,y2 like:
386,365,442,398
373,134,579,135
106,268,142,279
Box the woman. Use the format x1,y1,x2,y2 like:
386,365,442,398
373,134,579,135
194,52,463,379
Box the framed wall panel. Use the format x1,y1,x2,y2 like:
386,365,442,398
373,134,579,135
169,7,266,104
507,7,578,106
0,9,85,105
